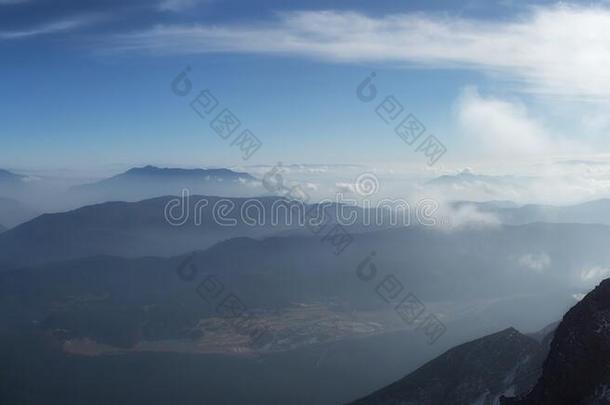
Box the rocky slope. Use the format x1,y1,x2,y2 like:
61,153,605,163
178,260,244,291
352,327,548,404
502,279,610,404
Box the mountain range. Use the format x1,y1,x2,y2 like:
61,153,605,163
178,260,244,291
69,165,261,204
7,241,609,404
0,193,415,268
0,196,285,267
4,164,610,404
0,199,607,330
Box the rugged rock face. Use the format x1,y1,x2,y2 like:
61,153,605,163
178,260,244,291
503,279,610,405
351,327,546,405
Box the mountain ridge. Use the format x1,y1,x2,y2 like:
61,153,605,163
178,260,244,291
351,326,548,404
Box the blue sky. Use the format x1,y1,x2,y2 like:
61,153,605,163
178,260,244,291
2,0,610,175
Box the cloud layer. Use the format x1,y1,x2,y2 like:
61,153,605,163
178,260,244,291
112,5,610,100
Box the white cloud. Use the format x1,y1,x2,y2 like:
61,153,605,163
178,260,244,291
518,253,551,273
421,161,610,206
432,201,501,231
112,5,610,100
335,182,356,194
456,87,583,158
0,15,98,40
304,182,318,191
580,265,610,282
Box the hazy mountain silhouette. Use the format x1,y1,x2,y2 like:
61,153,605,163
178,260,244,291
2,205,609,311
0,229,579,348
0,195,295,267
69,165,261,203
0,169,28,198
0,194,413,267
455,198,610,226
0,168,25,184
0,220,594,342
0,197,39,228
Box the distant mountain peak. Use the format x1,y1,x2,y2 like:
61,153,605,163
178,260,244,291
68,166,260,203
0,169,24,180
121,165,254,180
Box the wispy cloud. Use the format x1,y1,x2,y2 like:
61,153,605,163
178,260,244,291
0,15,99,40
518,253,551,273
111,5,610,100
158,0,212,12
